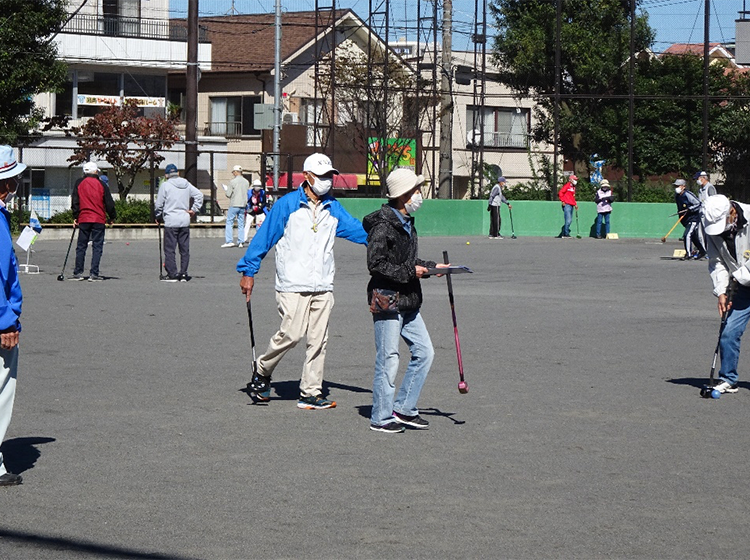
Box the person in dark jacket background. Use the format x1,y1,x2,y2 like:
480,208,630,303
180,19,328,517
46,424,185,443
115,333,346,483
71,161,116,281
674,178,706,260
363,168,447,434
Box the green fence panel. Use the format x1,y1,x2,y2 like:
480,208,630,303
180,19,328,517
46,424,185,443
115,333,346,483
337,199,680,239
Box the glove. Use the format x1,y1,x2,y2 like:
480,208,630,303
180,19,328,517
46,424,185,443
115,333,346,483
731,266,750,286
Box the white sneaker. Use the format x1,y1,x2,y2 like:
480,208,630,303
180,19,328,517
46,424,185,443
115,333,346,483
714,381,739,394
221,242,236,248
238,243,244,248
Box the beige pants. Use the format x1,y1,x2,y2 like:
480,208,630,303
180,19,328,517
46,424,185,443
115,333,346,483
257,291,334,397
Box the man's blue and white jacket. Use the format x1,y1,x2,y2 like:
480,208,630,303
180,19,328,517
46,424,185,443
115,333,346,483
237,185,367,292
0,205,22,333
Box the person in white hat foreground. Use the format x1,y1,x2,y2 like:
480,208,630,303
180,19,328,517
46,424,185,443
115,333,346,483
71,161,117,281
222,165,249,248
0,145,25,485
237,153,367,409
703,194,750,394
243,178,267,243
363,168,448,433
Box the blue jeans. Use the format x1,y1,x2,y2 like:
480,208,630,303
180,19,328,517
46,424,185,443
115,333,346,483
562,204,574,236
596,212,610,237
719,286,750,385
371,310,434,426
225,207,245,244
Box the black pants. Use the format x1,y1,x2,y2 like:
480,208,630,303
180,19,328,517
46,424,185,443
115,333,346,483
489,205,501,237
684,219,706,257
164,226,190,277
74,222,105,276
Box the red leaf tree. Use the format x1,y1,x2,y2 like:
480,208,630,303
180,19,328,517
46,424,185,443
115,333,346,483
68,100,180,199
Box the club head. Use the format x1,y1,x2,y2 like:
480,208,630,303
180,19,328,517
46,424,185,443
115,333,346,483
511,234,517,239
458,381,468,394
57,274,65,281
576,235,582,239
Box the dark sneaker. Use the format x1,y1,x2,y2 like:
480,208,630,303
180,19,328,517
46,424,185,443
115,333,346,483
160,275,179,283
88,275,105,282
370,422,405,433
179,274,191,282
393,411,429,429
247,371,271,394
714,380,739,394
297,394,336,409
68,275,86,281
0,472,22,486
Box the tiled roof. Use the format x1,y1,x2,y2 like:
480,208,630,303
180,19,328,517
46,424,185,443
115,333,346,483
178,10,351,73
662,43,722,56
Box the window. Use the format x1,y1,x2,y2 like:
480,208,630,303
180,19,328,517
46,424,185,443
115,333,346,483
208,96,262,137
300,98,326,147
466,106,529,149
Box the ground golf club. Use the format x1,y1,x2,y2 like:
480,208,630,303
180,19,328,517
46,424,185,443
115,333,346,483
575,207,582,239
661,215,684,243
443,251,468,394
56,225,77,281
509,206,517,239
245,299,269,403
157,219,165,280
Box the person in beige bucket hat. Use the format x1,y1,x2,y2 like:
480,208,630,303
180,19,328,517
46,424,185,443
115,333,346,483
362,168,448,433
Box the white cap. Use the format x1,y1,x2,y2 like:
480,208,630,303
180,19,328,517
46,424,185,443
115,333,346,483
252,179,262,187
303,153,338,176
386,168,425,199
83,161,99,174
233,165,243,172
703,195,731,236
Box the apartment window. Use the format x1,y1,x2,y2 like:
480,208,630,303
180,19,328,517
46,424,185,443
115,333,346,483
208,96,261,137
300,98,326,147
467,106,529,149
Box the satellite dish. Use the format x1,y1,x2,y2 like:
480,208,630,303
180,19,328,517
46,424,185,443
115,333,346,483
467,129,481,147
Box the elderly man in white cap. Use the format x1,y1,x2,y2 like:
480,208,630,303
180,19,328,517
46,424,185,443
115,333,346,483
222,165,250,248
694,171,717,204
71,161,117,281
0,145,25,485
362,168,448,433
237,153,367,409
703,194,750,394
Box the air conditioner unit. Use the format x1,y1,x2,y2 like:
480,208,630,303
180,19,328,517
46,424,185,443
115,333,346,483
282,111,299,125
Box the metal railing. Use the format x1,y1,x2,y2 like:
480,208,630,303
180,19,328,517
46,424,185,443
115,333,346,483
62,14,209,43
204,122,243,137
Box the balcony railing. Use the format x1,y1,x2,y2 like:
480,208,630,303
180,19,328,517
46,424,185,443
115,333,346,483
204,121,243,137
62,14,209,42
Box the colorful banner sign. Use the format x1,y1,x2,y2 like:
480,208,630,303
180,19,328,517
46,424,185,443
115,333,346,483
76,95,165,108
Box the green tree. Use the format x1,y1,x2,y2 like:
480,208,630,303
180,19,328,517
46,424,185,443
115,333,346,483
0,0,68,144
68,100,180,200
490,0,654,176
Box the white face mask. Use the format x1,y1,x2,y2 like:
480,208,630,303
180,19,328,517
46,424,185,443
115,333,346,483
405,192,423,214
310,175,332,196
675,187,683,194
571,180,577,186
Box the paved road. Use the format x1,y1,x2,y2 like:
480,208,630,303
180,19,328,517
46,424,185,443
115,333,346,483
1,233,746,559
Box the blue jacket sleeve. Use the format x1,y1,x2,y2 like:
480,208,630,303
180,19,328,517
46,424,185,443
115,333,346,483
0,210,22,332
236,191,294,276
330,201,367,245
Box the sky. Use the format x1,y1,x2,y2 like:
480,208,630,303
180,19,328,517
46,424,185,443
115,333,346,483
168,0,743,55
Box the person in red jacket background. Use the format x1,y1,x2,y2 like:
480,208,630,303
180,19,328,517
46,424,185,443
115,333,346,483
71,161,116,281
557,174,578,238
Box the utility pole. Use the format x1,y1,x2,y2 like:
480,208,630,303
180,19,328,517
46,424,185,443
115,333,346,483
273,0,281,190
185,0,198,186
627,0,635,202
438,0,453,199
702,0,710,170
553,0,561,193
